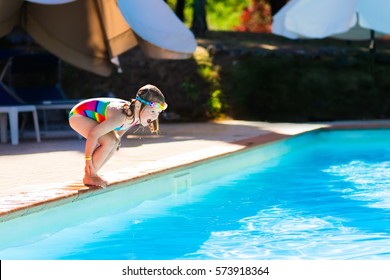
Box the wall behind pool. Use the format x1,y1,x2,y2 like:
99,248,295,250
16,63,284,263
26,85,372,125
0,131,315,251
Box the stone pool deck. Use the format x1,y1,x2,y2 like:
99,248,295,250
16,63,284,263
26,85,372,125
1,120,390,222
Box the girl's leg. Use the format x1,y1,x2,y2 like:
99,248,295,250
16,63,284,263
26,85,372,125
69,115,119,186
90,132,120,172
69,115,98,137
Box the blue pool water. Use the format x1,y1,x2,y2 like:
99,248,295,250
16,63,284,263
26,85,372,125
1,129,390,260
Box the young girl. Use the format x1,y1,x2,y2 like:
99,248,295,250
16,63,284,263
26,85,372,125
69,84,167,188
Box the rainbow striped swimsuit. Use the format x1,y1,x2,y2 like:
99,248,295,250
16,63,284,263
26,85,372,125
69,98,128,131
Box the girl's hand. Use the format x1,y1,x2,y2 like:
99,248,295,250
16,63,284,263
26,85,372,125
113,131,121,141
113,131,121,151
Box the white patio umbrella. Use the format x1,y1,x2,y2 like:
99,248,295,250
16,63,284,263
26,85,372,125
117,0,197,59
272,0,390,41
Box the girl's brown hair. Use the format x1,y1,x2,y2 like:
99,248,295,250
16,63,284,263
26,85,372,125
136,84,166,133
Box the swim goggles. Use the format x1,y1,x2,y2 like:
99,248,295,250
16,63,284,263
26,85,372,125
136,96,168,110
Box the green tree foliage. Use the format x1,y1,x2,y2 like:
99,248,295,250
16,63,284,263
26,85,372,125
206,0,251,30
167,0,252,31
166,0,287,31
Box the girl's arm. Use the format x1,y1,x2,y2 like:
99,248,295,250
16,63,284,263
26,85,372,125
114,129,131,151
116,130,128,138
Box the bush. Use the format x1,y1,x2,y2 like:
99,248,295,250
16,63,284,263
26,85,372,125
221,50,390,121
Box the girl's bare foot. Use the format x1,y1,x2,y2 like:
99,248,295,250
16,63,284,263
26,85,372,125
83,175,107,189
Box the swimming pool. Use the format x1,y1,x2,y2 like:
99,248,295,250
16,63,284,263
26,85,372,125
0,129,389,260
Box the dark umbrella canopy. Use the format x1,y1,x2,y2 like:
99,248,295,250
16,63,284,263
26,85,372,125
0,0,197,76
